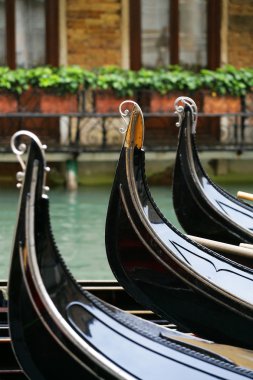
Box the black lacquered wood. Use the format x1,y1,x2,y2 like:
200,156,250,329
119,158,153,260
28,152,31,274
105,104,253,349
173,105,253,245
8,134,250,379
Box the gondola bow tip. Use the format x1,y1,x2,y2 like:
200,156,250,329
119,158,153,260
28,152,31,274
119,100,144,150
174,96,198,133
10,130,50,194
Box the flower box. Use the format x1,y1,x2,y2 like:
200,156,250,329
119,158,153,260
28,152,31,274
20,89,79,113
94,90,136,113
149,91,182,113
202,93,241,114
0,92,18,113
19,89,78,143
19,88,41,112
137,90,182,113
40,93,78,113
0,92,19,145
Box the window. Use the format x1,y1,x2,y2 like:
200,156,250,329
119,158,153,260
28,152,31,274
141,0,170,68
15,0,46,68
2,0,58,68
130,0,221,70
179,0,207,69
0,0,6,65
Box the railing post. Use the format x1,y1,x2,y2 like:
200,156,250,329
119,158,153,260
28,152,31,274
66,158,78,191
240,95,246,148
101,116,107,149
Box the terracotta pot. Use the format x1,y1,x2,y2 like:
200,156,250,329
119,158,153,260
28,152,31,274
0,92,19,144
19,88,41,112
20,89,79,113
40,93,78,113
202,93,241,114
245,93,253,112
149,91,182,113
0,92,18,113
137,90,182,113
19,89,71,143
94,90,136,113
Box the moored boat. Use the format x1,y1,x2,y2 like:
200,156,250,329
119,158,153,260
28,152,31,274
0,279,172,378
105,100,253,349
8,131,251,379
172,96,253,246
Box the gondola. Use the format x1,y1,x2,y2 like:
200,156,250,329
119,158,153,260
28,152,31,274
0,279,169,378
105,100,253,349
8,131,250,379
3,286,253,380
172,96,253,246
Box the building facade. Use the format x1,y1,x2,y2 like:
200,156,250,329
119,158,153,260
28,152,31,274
0,0,253,70
0,0,253,185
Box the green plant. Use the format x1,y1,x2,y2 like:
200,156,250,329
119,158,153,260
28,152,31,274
133,67,201,94
25,66,96,94
134,65,253,96
0,64,252,97
200,65,253,96
93,66,137,97
0,67,28,94
153,68,201,93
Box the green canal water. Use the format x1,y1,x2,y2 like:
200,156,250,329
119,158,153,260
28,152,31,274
0,182,252,281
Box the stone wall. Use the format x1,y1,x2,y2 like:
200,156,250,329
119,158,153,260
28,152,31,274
66,0,122,68
228,0,253,67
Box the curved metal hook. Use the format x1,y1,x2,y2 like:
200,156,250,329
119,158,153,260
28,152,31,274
10,130,50,193
174,96,198,133
119,100,144,134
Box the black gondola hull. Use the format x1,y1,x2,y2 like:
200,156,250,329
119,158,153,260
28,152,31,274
173,104,253,245
105,105,253,351
8,132,249,379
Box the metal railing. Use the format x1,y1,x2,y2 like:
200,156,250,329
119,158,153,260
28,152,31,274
0,111,253,153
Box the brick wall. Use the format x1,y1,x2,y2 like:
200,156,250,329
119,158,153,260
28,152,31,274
228,0,253,67
66,0,122,68
65,1,253,70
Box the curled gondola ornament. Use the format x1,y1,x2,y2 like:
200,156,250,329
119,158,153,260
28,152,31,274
174,96,198,133
119,100,143,134
10,130,50,193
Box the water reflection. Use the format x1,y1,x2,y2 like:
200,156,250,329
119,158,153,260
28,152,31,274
0,183,252,280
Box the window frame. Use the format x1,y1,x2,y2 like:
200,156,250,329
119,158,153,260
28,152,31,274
5,0,59,68
129,0,221,70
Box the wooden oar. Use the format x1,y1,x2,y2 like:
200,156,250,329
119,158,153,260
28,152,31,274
237,191,253,202
187,235,253,258
239,243,253,250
